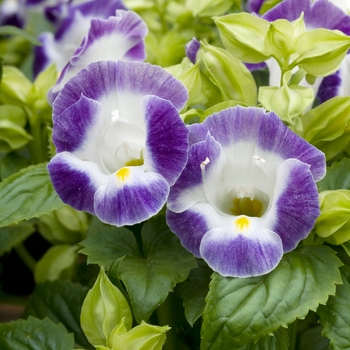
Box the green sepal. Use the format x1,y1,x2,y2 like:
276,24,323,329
38,205,88,244
258,70,314,124
264,19,295,60
214,12,271,63
300,96,350,160
80,268,132,347
294,28,350,76
0,104,27,126
318,266,350,350
34,244,80,283
109,321,170,350
0,316,74,350
185,0,234,17
201,245,342,349
259,0,283,14
0,163,64,227
198,41,257,106
0,65,31,105
315,190,350,244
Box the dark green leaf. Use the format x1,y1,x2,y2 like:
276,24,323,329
238,328,289,350
318,158,350,191
0,163,64,227
0,221,35,257
22,280,92,349
318,266,350,350
0,316,74,349
181,259,212,326
0,26,41,46
80,219,139,269
299,326,330,350
0,151,30,180
201,245,342,349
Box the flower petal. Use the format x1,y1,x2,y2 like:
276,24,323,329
263,158,320,252
200,224,283,277
52,94,103,153
50,10,148,100
185,37,200,64
188,106,326,181
143,95,189,185
53,60,188,117
47,152,108,214
94,167,169,226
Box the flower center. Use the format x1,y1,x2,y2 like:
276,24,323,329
230,197,264,217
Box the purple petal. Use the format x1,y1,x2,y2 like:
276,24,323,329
47,152,107,214
185,38,200,64
200,226,283,277
246,0,265,13
52,94,103,153
267,158,320,252
94,167,169,226
263,0,310,22
188,106,326,181
317,71,342,103
143,95,189,185
53,61,188,117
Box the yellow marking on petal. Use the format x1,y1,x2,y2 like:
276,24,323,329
116,167,130,182
235,217,250,231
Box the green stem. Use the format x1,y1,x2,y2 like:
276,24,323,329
14,242,36,272
289,319,298,350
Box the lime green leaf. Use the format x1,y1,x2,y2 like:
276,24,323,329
214,13,271,63
185,0,234,17
0,26,42,46
259,0,283,14
318,158,350,191
81,268,132,347
113,216,197,323
0,163,64,227
80,221,139,269
0,119,33,151
0,65,31,105
198,41,257,106
0,105,27,126
110,322,170,350
181,259,211,326
0,221,35,257
318,266,350,350
0,316,74,349
22,280,92,349
315,190,350,244
294,29,350,76
201,246,342,349
238,328,289,350
34,244,79,283
300,97,350,160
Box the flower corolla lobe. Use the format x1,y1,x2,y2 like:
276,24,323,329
48,60,189,227
166,106,326,278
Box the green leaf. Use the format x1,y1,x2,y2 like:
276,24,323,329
0,26,42,46
34,244,79,283
201,245,342,349
80,220,139,269
318,158,350,191
181,259,212,326
113,216,197,323
299,326,331,350
0,151,30,179
238,328,289,350
0,163,64,227
214,12,271,63
81,268,132,347
22,280,92,349
318,266,350,350
0,119,33,151
0,316,74,350
0,221,35,257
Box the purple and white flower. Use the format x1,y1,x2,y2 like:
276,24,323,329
34,0,127,75
166,106,326,277
49,9,148,102
48,60,189,226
